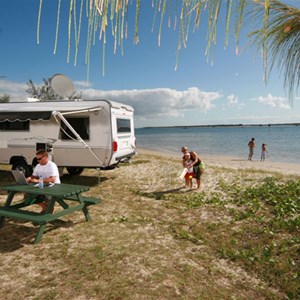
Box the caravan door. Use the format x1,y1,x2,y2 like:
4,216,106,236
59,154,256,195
110,104,136,166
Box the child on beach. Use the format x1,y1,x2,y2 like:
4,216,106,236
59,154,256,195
183,152,195,188
260,143,267,161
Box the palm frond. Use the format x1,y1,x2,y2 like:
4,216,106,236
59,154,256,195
250,0,300,102
38,0,300,102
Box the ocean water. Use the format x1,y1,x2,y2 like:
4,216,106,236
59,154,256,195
135,125,300,164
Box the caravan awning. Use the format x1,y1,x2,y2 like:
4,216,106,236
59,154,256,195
0,111,52,122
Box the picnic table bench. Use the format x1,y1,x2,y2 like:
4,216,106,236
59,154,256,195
0,183,101,244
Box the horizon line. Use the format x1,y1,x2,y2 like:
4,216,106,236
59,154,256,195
137,122,300,129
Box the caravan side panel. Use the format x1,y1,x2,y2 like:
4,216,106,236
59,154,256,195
53,103,113,167
0,117,61,166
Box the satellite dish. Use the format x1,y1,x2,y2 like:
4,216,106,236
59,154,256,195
51,74,75,99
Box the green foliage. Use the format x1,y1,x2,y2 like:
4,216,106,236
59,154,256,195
26,78,82,101
0,94,10,103
232,177,300,231
133,174,300,298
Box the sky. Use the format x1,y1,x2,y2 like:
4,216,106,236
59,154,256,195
0,0,300,128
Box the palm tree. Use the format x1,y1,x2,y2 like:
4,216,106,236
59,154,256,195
37,0,299,101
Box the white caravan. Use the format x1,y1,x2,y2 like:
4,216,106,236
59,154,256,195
0,99,136,176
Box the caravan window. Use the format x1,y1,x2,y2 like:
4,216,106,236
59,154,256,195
117,118,131,133
0,120,29,131
60,117,90,140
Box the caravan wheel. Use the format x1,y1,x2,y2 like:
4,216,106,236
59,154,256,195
66,167,84,176
12,161,33,177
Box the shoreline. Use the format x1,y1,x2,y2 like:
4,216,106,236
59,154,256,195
138,147,300,176
139,122,300,129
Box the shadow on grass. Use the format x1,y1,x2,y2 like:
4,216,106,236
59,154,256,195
0,218,77,252
0,169,17,187
138,187,193,200
61,173,109,187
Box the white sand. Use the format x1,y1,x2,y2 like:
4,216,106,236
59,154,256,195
138,148,300,176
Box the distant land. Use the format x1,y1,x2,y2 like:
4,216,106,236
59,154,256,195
140,123,300,129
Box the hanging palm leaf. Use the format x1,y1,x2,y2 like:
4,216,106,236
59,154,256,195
250,0,300,102
37,0,299,101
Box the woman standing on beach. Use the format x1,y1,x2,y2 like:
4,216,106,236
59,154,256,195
181,146,204,190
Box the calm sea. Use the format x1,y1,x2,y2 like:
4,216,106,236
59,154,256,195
135,125,300,164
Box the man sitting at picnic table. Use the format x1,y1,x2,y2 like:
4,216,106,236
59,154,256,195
27,149,61,213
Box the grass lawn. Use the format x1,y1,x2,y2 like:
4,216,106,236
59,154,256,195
0,153,299,299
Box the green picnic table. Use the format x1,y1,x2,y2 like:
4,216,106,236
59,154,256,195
0,183,100,244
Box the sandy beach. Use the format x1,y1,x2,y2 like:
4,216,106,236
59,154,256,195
139,147,300,176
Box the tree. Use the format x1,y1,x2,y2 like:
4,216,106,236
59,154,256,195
26,78,82,101
0,94,10,103
37,0,300,101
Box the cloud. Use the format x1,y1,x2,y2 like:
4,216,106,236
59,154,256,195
74,80,92,88
252,93,291,109
0,81,222,118
227,94,238,105
0,79,27,100
82,87,222,118
226,93,244,109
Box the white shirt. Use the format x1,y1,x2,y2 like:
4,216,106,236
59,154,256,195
32,160,61,184
184,159,194,173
